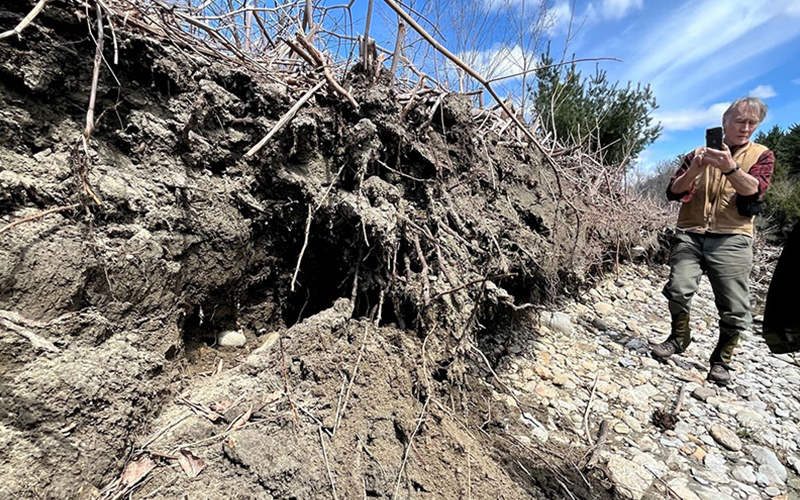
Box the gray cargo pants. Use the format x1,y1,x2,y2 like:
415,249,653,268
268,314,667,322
662,231,753,368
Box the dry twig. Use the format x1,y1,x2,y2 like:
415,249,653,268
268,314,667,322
391,393,429,500
0,0,49,40
0,204,79,236
245,80,325,157
319,427,339,500
583,372,599,445
296,34,359,111
84,2,105,140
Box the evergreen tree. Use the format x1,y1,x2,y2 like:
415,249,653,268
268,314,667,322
531,51,661,168
780,123,800,177
754,125,785,157
756,124,800,242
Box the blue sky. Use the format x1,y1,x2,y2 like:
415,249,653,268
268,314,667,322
342,0,800,171
544,0,800,169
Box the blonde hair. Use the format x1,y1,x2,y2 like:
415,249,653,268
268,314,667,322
723,97,768,125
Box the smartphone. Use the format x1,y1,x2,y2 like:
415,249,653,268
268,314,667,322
706,127,723,150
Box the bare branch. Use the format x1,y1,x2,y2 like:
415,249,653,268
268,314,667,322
0,0,49,41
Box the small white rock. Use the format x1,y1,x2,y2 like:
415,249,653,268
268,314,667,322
218,330,247,347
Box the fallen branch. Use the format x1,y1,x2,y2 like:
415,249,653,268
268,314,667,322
281,36,317,66
225,405,253,432
175,397,223,422
0,0,49,41
139,412,193,450
96,454,157,500
672,383,687,416
244,80,325,157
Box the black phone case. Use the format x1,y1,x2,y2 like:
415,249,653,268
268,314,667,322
706,127,723,150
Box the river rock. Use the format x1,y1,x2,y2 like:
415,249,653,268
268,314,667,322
759,464,786,486
594,302,614,316
692,386,716,402
540,311,573,335
732,465,756,484
667,477,701,500
592,317,611,331
607,455,652,500
752,446,787,483
218,330,247,347
710,423,743,451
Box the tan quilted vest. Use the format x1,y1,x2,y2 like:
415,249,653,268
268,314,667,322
676,142,768,236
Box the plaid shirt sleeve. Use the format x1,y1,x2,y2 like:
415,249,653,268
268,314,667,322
666,152,695,202
737,149,775,203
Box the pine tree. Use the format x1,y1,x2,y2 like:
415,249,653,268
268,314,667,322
780,123,800,177
531,52,661,169
756,124,800,242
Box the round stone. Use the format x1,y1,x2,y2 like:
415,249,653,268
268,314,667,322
731,465,756,484
592,317,611,331
752,446,788,483
594,302,614,316
218,329,247,347
606,455,652,500
709,424,743,451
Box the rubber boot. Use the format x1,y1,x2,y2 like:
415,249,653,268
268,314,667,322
670,311,692,352
652,312,691,360
709,324,741,369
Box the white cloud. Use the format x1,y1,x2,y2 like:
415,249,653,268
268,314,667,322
545,0,640,35
792,78,800,85
456,45,536,81
545,1,574,35
654,102,731,131
622,0,800,109
749,85,777,99
600,0,643,20
628,1,772,83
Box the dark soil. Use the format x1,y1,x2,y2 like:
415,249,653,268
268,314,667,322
0,2,642,499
